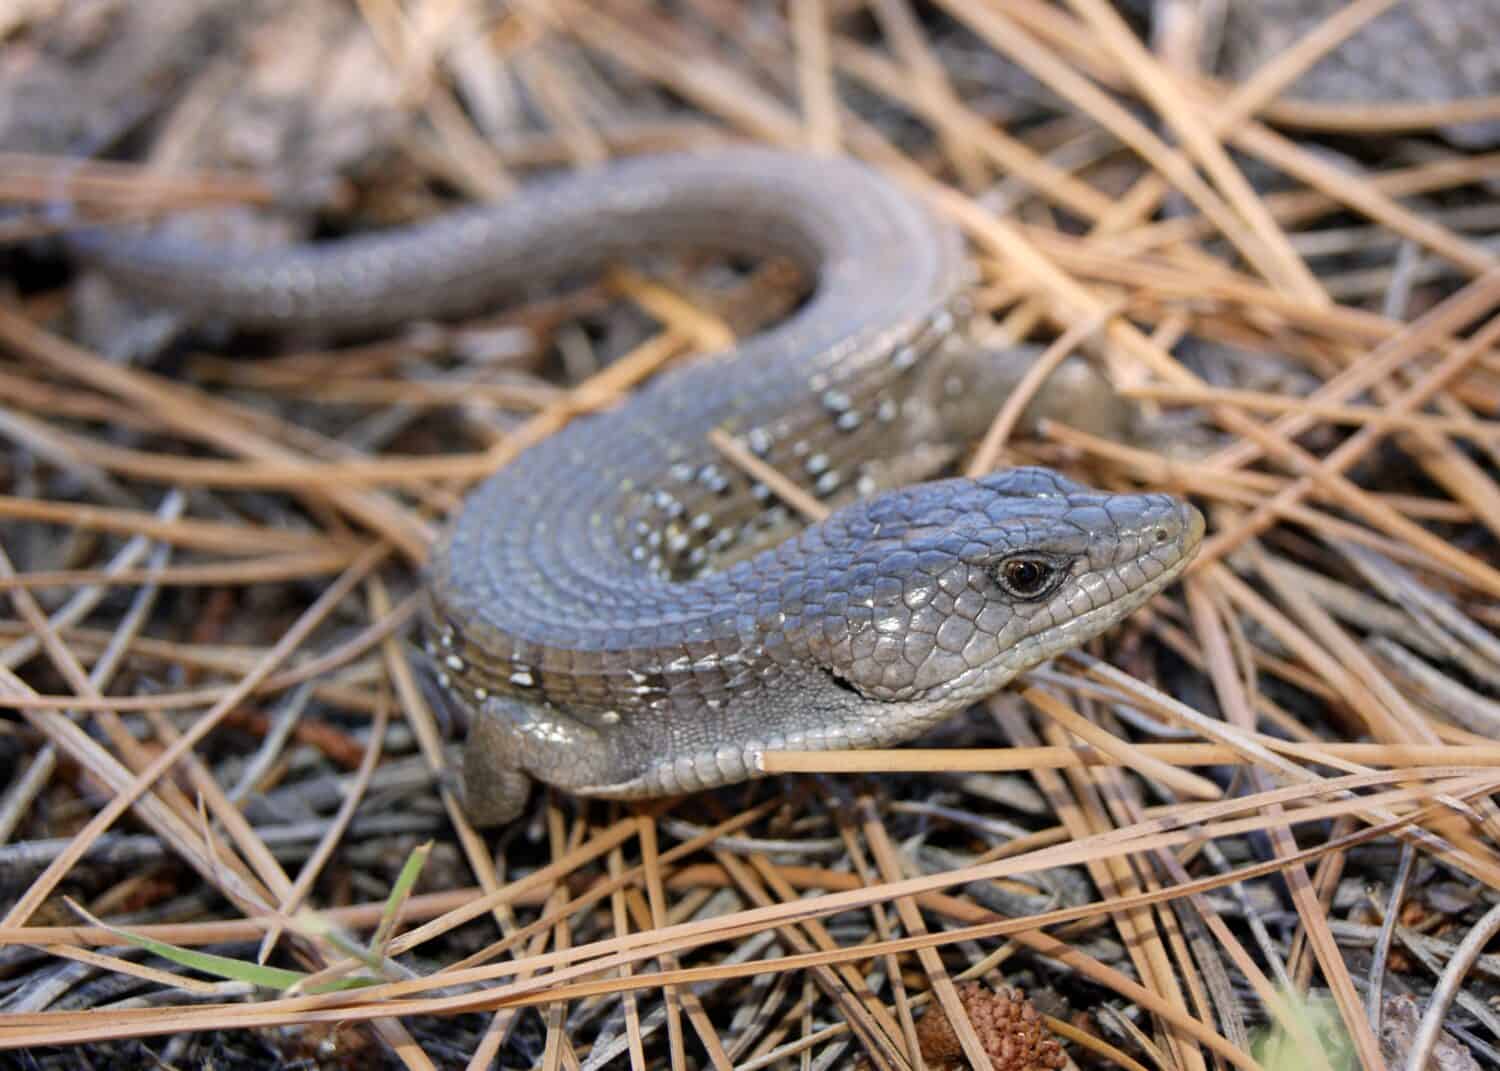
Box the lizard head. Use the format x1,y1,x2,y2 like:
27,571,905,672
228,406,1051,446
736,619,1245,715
789,467,1203,707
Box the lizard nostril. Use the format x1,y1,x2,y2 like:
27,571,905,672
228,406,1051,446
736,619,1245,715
1153,526,1170,545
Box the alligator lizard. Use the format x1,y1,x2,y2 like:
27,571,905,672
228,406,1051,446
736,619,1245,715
69,148,1205,824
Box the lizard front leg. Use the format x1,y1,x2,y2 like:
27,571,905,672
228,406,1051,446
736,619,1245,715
460,693,623,826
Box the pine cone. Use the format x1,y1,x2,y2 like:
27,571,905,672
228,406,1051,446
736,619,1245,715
915,984,1067,1071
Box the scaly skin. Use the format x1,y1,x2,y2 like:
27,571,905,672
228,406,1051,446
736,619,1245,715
69,148,1204,824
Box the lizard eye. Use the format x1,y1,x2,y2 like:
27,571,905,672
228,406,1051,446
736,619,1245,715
994,556,1063,600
